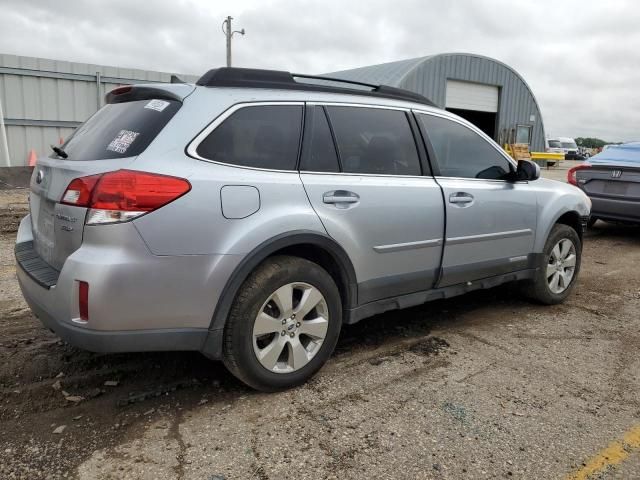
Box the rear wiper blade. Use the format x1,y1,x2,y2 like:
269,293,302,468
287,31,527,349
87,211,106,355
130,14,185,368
50,145,68,159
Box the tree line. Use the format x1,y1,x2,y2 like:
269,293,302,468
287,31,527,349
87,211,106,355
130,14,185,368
575,137,621,149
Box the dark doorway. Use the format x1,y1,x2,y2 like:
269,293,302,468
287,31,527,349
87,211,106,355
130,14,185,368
446,108,497,140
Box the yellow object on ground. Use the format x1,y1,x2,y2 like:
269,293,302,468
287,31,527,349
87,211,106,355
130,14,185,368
530,152,565,161
503,145,564,162
565,424,640,480
503,144,564,168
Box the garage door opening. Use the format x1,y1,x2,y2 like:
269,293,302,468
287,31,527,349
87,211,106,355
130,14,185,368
445,80,499,140
446,108,497,139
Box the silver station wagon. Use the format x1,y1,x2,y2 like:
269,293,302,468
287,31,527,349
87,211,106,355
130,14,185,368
15,68,591,391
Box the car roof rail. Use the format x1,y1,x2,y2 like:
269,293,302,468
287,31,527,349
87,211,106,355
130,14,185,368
195,67,436,107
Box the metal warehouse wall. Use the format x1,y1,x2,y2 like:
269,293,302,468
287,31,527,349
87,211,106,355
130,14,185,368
329,53,546,152
0,54,198,167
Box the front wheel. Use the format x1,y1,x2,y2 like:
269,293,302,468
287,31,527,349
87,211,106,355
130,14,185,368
524,224,582,305
222,256,342,392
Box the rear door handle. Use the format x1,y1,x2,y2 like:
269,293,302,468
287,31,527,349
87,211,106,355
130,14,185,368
449,192,474,204
323,190,360,205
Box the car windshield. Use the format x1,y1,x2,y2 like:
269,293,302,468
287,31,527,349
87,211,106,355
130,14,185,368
561,142,577,149
548,140,562,148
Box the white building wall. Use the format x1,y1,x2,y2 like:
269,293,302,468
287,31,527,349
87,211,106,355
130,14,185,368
0,54,199,166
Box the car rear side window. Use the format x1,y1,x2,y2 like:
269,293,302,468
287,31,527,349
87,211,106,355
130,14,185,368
299,107,340,172
57,99,181,160
417,113,513,180
326,107,421,176
196,105,303,170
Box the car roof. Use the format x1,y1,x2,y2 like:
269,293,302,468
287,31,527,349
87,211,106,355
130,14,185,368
195,67,437,108
111,67,456,120
190,85,443,111
590,142,640,166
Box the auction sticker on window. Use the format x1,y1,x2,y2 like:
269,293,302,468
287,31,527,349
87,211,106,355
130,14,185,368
144,99,170,112
107,130,140,154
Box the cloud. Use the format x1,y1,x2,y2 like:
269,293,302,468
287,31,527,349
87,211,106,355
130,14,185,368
0,0,638,141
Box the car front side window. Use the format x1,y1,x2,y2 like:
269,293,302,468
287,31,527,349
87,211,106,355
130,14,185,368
417,113,513,180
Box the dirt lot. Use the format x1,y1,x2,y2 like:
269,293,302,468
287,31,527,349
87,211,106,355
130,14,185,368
1,183,639,480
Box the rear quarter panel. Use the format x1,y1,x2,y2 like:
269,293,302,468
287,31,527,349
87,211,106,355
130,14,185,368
130,88,327,256
132,161,326,256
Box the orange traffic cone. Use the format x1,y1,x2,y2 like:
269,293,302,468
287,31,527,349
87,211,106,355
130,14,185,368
27,149,37,167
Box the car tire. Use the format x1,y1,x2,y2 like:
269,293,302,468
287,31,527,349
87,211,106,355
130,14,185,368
524,224,582,305
587,217,598,228
222,255,342,392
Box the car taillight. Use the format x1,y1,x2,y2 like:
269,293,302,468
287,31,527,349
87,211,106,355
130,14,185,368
61,175,101,206
61,170,191,225
567,163,591,186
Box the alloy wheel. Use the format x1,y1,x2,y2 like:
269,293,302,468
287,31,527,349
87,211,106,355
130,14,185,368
252,282,329,373
546,238,577,294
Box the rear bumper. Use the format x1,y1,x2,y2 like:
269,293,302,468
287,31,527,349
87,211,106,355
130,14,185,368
15,215,241,354
16,277,207,352
589,195,640,222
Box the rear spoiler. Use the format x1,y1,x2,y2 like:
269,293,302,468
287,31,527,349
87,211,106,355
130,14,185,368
105,85,190,105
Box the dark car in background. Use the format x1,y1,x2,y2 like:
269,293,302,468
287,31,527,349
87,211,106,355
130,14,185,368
569,142,640,226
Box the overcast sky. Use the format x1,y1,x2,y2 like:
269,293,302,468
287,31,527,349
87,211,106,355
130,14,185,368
1,0,638,141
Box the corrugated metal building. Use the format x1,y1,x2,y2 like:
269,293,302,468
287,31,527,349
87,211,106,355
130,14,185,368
1,52,546,167
0,54,198,167
328,53,546,151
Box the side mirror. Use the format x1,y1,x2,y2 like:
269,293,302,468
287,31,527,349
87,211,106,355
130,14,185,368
516,160,540,181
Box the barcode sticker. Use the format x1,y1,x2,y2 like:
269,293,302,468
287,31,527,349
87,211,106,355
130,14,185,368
144,99,170,112
107,130,139,154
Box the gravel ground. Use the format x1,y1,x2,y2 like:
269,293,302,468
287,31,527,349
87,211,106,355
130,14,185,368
1,185,639,480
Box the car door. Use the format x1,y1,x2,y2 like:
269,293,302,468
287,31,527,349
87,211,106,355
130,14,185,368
415,111,537,287
300,104,445,304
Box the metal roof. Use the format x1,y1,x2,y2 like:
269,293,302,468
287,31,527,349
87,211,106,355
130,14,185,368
326,53,547,152
326,56,432,86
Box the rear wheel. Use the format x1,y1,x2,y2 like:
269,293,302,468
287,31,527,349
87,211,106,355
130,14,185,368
222,256,342,391
524,224,581,305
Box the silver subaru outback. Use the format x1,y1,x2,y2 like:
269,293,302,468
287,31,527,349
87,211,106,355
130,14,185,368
15,68,591,391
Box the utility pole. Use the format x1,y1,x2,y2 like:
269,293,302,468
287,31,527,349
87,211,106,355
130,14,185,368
222,16,245,67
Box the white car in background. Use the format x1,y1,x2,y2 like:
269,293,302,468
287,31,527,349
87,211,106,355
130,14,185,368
548,137,581,160
546,138,564,154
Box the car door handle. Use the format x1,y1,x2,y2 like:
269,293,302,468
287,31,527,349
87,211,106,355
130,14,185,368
449,192,474,204
323,190,360,204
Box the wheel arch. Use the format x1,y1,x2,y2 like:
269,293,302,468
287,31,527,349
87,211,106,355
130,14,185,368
535,208,586,253
201,231,357,359
554,210,584,242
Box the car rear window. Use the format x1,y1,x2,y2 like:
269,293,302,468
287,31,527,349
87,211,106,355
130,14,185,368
55,99,181,160
299,106,340,173
195,105,303,170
